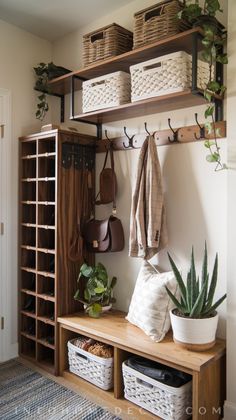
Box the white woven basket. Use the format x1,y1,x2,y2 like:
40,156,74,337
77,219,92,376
82,71,131,113
130,51,211,102
122,361,192,420
68,339,113,390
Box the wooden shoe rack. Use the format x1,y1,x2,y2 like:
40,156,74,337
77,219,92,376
19,128,95,374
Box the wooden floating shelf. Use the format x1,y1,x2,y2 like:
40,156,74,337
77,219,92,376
72,90,209,124
49,28,204,95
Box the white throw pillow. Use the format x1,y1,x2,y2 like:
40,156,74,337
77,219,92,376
126,260,179,342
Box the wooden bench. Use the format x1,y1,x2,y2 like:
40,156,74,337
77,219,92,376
58,310,226,420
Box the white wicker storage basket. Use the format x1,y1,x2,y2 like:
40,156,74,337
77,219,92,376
130,51,211,102
82,71,131,113
68,339,113,390
122,361,192,420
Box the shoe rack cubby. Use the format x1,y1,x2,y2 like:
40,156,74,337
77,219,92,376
19,129,95,374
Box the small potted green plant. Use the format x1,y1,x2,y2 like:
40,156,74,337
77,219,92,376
74,262,117,318
179,1,228,171
165,244,226,351
33,62,71,120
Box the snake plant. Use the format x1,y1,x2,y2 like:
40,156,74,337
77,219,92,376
165,244,226,318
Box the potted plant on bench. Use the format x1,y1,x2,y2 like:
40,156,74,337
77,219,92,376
165,244,226,351
74,262,117,318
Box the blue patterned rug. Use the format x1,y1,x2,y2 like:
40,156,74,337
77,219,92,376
0,359,120,420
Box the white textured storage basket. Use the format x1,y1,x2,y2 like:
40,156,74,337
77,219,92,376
68,339,113,390
130,51,211,102
82,71,131,113
122,361,192,420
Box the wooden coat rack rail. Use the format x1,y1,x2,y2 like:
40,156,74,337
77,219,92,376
95,120,226,153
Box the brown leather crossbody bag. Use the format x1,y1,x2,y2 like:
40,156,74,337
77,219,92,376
83,145,125,253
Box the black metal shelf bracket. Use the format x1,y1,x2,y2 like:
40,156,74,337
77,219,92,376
69,75,102,140
191,31,224,123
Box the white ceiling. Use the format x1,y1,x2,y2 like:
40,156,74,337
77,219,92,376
0,0,133,41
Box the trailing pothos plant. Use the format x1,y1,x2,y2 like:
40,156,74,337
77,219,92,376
166,244,226,318
34,62,70,121
179,1,228,171
74,262,117,318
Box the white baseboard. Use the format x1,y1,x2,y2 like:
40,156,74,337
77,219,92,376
224,401,236,420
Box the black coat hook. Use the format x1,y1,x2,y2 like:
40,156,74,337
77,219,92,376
168,118,179,143
123,127,137,149
104,129,112,150
194,113,206,140
144,122,151,135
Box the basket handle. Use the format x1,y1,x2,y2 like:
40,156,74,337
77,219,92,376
136,378,154,389
90,31,104,43
91,79,109,87
143,62,162,73
75,352,88,363
145,5,164,21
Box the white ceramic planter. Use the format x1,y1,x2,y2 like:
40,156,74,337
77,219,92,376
170,309,219,351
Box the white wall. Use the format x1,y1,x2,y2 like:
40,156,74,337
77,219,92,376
52,0,228,338
0,19,52,357
224,1,236,418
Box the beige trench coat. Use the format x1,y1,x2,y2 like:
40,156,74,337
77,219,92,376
129,135,168,259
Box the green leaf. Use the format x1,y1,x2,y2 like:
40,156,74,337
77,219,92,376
88,303,102,318
80,263,93,278
165,286,186,313
84,288,91,301
168,253,187,306
190,280,208,317
205,121,213,134
216,54,228,65
206,153,219,162
74,289,80,300
205,253,218,310
215,128,221,137
205,105,215,118
204,140,215,148
207,81,220,93
204,90,212,102
94,286,106,294
203,293,226,316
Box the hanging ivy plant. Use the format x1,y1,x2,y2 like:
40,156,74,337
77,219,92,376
179,0,228,171
33,62,71,121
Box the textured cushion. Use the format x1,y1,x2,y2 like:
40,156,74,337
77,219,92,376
126,261,179,342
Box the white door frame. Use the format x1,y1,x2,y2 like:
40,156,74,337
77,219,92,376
0,88,15,362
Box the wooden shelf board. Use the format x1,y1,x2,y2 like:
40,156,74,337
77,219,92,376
71,90,207,124
37,338,55,350
21,202,37,205
37,293,55,302
21,155,37,160
48,28,203,95
37,270,55,278
63,370,158,420
21,178,37,182
38,177,56,182
20,332,36,341
38,152,56,158
21,310,36,319
37,316,55,325
21,266,37,274
38,202,56,206
21,223,36,228
37,248,55,254
37,225,55,230
21,245,36,251
21,288,36,296
58,311,226,372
